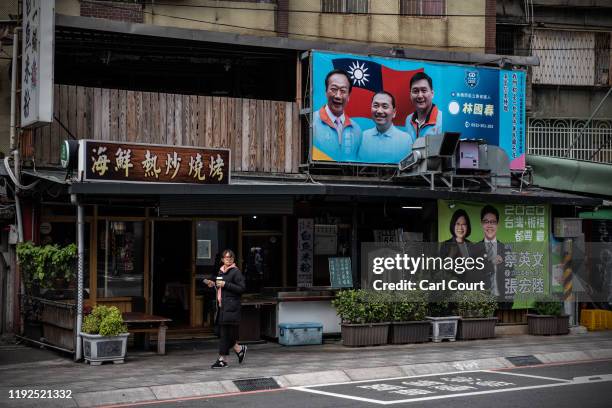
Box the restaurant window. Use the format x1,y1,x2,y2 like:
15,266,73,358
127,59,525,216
400,0,446,17
322,0,369,14
97,220,145,298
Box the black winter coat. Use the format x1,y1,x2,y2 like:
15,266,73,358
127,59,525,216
214,266,245,324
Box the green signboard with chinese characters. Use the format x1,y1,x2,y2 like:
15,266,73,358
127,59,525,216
80,140,230,184
329,257,353,288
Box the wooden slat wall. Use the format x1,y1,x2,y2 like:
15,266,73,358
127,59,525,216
27,86,301,173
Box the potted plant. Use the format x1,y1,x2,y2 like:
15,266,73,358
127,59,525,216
451,290,498,340
388,290,430,344
16,241,77,295
332,289,391,347
80,305,130,365
17,242,78,350
426,292,461,342
527,295,569,335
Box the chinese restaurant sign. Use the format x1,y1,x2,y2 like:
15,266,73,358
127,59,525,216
21,0,55,127
79,140,230,184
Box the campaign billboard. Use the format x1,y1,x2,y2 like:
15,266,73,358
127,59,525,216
310,51,526,169
438,201,550,306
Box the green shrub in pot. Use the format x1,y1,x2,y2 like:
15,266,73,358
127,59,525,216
332,289,393,324
532,295,563,316
82,305,127,336
390,290,428,322
451,290,497,318
333,289,392,347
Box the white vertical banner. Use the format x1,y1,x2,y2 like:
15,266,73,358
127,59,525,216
21,0,55,127
297,218,314,288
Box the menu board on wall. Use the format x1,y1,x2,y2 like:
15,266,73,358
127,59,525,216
329,257,353,288
297,218,314,287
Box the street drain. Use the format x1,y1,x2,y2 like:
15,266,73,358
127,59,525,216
233,377,280,392
506,355,542,366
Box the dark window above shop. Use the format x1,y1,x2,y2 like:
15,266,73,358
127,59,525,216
54,27,297,101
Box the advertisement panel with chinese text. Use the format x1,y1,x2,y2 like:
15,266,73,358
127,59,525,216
311,51,526,169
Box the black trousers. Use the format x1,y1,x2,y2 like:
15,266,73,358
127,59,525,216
218,324,239,356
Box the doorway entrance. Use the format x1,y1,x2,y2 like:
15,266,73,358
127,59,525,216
152,221,191,328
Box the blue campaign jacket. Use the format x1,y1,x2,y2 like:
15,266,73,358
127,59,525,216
405,104,443,141
312,106,362,162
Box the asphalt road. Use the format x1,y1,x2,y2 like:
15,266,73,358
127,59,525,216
106,360,612,408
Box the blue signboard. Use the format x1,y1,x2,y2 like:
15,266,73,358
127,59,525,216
311,50,526,170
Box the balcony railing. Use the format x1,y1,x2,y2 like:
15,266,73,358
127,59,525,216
527,117,612,164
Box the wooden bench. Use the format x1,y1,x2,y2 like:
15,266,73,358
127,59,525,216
122,312,172,355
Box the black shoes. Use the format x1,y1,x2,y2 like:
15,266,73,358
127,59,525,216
211,359,228,369
236,345,247,364
211,346,245,369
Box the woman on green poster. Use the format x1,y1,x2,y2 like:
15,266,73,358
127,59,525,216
441,209,473,262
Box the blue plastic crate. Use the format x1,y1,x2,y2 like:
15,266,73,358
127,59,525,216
278,322,323,346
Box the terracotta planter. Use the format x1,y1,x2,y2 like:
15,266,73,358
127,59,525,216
527,314,569,335
341,323,389,347
457,317,498,340
389,321,430,344
426,316,460,342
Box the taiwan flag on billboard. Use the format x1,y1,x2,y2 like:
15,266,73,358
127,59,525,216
332,58,422,126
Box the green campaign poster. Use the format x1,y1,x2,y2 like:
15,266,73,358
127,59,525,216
438,200,550,308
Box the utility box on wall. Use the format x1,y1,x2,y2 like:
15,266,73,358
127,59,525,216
554,218,582,238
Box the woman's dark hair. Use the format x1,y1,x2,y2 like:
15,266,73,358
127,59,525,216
221,249,236,261
449,209,471,238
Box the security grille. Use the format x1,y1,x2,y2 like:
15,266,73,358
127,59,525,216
400,0,446,17
528,118,612,164
531,30,611,86
322,0,369,14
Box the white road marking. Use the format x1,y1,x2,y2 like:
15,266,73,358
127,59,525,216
572,374,612,383
293,370,485,388
291,386,394,405
292,371,612,405
482,370,572,383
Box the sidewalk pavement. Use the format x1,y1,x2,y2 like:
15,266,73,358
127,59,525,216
1,331,612,407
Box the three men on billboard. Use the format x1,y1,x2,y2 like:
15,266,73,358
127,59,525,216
357,92,413,164
312,69,363,162
404,72,443,142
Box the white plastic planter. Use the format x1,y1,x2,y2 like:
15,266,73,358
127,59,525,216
426,316,461,342
81,332,130,365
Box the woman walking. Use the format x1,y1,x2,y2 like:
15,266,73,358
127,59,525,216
203,249,247,368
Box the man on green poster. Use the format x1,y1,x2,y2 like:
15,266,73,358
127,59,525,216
473,205,506,297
